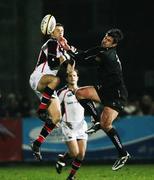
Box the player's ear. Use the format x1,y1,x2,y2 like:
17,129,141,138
112,43,117,48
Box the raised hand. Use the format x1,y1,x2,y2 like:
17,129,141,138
58,37,71,51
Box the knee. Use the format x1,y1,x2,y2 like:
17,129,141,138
51,114,61,124
100,107,118,131
100,121,112,132
100,115,112,131
48,109,61,125
48,112,61,125
52,118,60,125
77,152,85,160
70,150,79,158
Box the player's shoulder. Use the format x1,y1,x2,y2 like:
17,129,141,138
47,38,58,45
43,38,57,45
57,85,68,96
100,47,117,58
41,38,58,50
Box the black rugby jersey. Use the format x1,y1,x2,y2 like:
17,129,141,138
73,46,126,89
96,47,124,88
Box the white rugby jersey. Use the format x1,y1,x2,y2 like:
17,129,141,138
57,86,85,123
35,38,70,71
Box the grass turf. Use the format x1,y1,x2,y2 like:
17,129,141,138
0,164,154,180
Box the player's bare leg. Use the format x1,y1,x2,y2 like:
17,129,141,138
37,75,60,122
31,98,61,161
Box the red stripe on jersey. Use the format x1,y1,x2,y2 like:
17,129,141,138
35,50,47,69
41,61,47,73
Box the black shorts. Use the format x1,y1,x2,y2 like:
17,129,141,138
94,84,128,113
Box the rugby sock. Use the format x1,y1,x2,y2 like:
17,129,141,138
78,99,100,123
68,158,82,178
34,121,55,147
39,86,54,110
106,127,127,156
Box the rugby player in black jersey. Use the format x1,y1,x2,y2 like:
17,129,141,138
71,28,130,171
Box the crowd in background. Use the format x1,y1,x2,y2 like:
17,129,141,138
0,92,38,119
123,94,154,116
0,92,154,119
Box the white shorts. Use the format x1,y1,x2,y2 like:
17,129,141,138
29,63,58,99
60,120,88,142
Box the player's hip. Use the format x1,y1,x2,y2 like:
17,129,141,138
95,84,128,112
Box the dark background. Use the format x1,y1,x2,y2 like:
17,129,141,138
0,0,154,103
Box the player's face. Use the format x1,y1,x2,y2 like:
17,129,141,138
101,34,117,48
67,71,78,85
51,26,64,40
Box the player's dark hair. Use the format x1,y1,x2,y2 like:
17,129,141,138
106,28,124,43
56,23,64,28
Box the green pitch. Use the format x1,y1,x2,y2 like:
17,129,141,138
0,164,154,180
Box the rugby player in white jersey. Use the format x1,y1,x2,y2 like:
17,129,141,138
55,69,88,180
29,23,74,160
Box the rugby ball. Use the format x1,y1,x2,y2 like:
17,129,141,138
40,14,56,35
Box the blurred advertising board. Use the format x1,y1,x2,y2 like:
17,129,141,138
23,116,154,162
0,119,22,161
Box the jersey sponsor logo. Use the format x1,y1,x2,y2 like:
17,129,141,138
67,102,73,105
67,92,73,97
66,101,78,105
